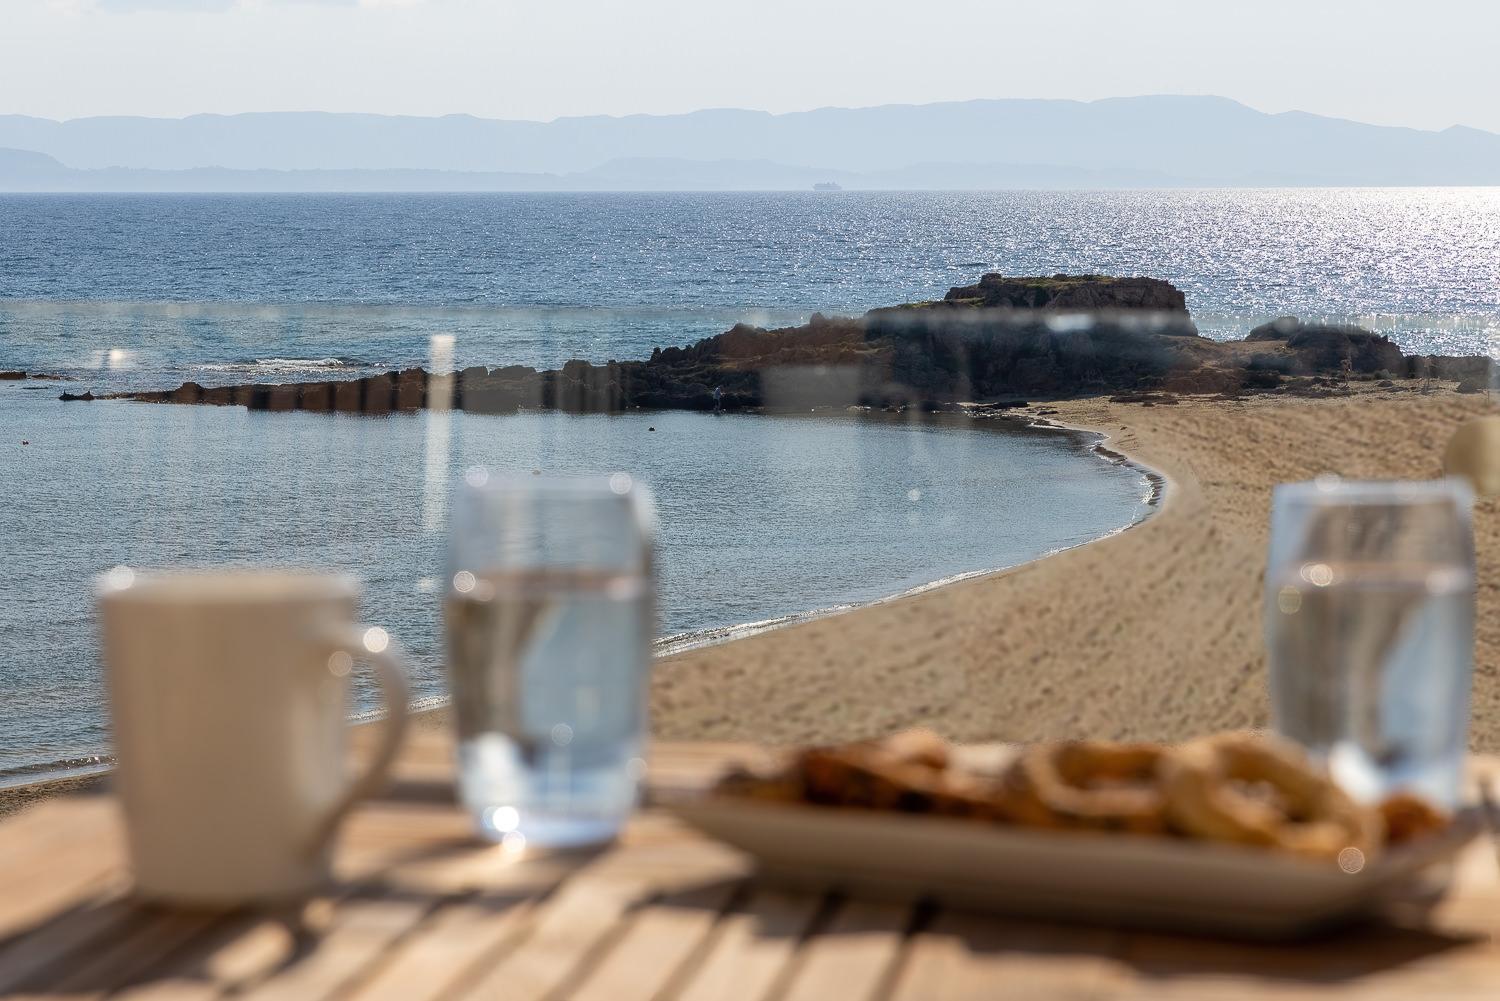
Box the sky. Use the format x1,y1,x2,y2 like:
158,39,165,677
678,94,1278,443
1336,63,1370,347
4,0,1499,134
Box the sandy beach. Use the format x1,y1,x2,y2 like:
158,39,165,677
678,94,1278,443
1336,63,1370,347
649,385,1500,746
5,384,1497,817
412,383,1500,746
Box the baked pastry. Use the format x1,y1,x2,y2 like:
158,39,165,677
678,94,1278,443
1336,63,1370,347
798,729,1007,819
1000,741,1172,833
712,729,1448,863
1379,791,1450,846
1160,733,1381,861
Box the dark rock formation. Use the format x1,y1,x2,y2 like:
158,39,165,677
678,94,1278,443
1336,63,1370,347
1407,354,1493,385
1251,318,1492,383
0,371,24,380
1246,318,1406,374
94,275,1493,416
59,390,95,401
940,273,1191,318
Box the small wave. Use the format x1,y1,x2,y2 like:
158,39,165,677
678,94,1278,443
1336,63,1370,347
347,694,448,725
0,754,113,791
258,357,356,369
196,357,364,374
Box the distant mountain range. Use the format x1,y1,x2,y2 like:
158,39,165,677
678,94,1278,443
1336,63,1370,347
1,96,1497,191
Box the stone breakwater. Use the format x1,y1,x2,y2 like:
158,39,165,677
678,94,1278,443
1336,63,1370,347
90,275,1492,414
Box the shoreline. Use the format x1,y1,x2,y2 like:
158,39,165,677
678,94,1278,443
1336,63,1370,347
0,408,1162,815
10,385,1497,812
644,385,1500,746
656,413,1165,657
357,407,1178,750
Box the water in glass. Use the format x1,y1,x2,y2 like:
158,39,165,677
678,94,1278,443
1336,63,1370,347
445,474,655,848
1266,478,1474,806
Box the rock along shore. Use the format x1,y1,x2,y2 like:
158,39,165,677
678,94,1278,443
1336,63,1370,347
93,275,1491,414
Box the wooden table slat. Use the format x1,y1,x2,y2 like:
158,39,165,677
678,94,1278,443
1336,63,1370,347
891,909,1129,1001
110,909,316,1001
449,864,654,1001
343,890,541,1001
232,892,437,1001
673,886,828,1001
0,798,126,942
776,897,916,1001
0,898,139,995
568,880,740,1001
9,908,218,1001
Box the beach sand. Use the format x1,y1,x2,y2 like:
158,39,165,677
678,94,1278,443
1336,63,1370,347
5,385,1497,815
0,773,107,819
650,386,1500,746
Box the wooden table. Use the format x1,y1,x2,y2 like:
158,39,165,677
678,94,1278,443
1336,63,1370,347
4,731,1500,1000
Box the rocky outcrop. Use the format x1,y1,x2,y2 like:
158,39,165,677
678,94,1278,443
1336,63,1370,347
1405,353,1493,387
1246,318,1406,375
1249,317,1492,384
98,275,1492,415
939,273,1190,317
0,371,25,380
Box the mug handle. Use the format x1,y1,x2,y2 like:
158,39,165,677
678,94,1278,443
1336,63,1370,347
307,625,411,856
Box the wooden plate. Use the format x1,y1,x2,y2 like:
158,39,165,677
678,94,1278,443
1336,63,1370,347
668,795,1482,939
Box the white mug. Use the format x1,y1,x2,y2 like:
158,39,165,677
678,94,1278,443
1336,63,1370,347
98,569,410,905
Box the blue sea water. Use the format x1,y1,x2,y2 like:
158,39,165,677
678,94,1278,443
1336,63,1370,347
1,189,1497,782
0,395,1154,782
1,188,1498,391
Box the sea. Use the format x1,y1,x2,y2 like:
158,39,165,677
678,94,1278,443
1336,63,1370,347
1,188,1498,785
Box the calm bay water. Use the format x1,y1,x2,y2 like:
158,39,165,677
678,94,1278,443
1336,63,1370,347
1,189,1496,781
0,394,1153,781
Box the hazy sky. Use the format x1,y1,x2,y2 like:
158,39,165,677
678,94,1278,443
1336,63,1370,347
6,0,1499,133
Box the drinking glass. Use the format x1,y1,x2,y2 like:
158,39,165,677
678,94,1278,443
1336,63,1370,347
445,470,656,848
1265,477,1475,806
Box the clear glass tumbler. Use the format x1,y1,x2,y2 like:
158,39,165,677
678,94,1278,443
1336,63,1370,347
1265,477,1475,806
445,470,656,848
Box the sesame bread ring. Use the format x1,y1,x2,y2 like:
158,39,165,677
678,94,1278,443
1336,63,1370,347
1161,733,1381,860
797,730,948,810
796,729,1008,819
1379,791,1449,846
1000,741,1172,833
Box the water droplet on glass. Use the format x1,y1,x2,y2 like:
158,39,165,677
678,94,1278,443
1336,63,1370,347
1277,586,1303,614
1300,563,1335,587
